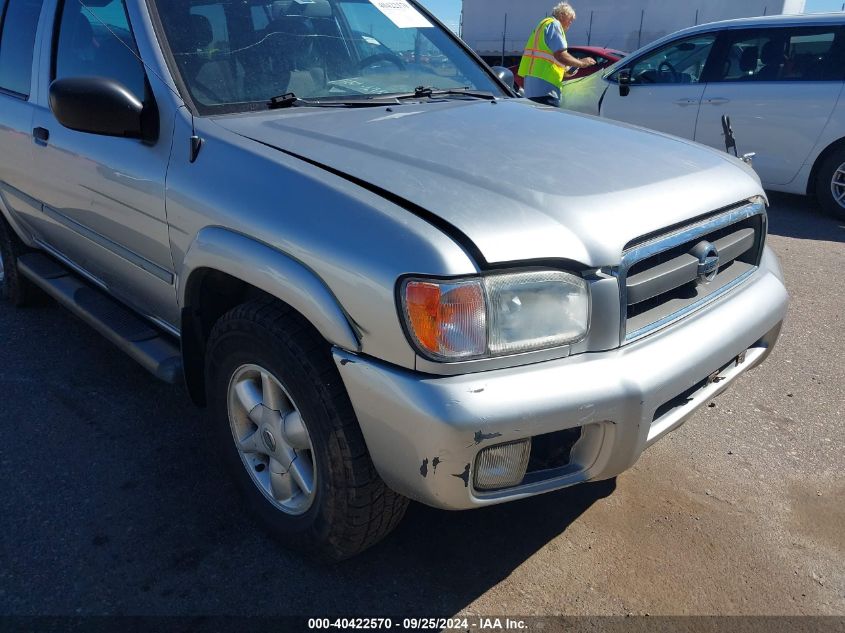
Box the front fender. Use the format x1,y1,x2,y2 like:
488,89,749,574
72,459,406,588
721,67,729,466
180,226,360,351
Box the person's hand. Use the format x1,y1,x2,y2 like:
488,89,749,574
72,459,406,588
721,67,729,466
580,57,597,68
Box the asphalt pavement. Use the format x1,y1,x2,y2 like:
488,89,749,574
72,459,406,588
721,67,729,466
1,193,843,617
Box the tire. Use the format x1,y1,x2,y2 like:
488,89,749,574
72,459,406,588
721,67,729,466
205,298,408,560
0,216,37,306
814,147,845,221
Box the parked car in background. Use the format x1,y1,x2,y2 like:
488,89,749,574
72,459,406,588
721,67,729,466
560,14,845,220
1,0,787,560
509,45,626,88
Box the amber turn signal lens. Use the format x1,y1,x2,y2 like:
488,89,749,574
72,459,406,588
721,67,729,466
405,281,441,353
404,280,486,359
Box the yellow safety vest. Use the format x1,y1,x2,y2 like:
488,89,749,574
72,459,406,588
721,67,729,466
518,17,567,86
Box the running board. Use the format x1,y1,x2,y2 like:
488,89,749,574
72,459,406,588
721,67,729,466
17,252,182,384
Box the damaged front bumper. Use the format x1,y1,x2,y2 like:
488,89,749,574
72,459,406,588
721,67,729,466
333,248,789,510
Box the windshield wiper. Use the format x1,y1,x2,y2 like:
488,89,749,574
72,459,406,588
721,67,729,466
267,87,495,110
393,86,498,101
268,92,400,109
268,93,313,109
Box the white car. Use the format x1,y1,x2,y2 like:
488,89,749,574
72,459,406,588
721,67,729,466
561,13,845,219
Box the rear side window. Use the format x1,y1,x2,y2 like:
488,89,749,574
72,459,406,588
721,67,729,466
0,0,44,96
714,27,845,82
53,0,146,100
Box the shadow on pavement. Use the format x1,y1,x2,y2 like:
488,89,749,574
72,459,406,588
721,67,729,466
766,192,845,242
0,299,615,617
339,478,616,613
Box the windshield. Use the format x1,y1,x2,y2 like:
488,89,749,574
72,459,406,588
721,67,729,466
151,0,504,113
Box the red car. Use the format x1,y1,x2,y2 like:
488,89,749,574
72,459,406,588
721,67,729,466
509,45,626,89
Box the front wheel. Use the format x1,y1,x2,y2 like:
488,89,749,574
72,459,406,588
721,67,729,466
815,147,845,221
205,299,408,560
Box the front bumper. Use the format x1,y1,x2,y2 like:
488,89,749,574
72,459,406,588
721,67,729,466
333,248,788,510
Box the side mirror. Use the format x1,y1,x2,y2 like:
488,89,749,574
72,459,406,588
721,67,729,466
491,65,517,92
618,69,631,97
49,77,149,139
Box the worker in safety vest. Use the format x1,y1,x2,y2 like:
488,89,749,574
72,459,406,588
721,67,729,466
518,2,596,107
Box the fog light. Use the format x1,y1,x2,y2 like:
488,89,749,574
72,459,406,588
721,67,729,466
473,439,531,490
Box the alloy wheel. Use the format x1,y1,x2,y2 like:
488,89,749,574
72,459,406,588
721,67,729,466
829,162,845,209
227,363,317,515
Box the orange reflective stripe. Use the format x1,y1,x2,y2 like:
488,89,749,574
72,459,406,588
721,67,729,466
522,48,566,68
523,55,566,70
528,20,543,74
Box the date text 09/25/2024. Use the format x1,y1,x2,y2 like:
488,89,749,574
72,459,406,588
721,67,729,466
307,618,528,630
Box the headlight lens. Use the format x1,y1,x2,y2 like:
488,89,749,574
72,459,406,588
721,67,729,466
401,270,589,361
486,270,589,355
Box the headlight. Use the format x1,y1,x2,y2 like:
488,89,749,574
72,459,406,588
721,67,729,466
401,270,589,361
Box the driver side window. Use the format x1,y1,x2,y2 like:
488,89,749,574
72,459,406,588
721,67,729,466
626,34,716,85
53,0,146,101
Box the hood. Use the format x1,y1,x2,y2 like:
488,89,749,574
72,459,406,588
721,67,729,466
213,98,763,267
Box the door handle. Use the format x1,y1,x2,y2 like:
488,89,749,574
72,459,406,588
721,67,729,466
705,98,730,105
674,98,698,106
32,127,50,144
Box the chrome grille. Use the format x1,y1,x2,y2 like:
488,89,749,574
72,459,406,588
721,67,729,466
617,200,766,343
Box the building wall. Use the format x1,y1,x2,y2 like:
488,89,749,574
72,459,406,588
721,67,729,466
462,0,807,56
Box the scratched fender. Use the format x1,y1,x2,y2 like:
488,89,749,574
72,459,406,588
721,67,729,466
180,226,360,351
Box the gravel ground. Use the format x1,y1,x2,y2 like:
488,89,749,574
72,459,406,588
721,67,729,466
0,193,842,617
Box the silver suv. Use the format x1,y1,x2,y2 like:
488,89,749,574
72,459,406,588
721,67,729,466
0,0,788,559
